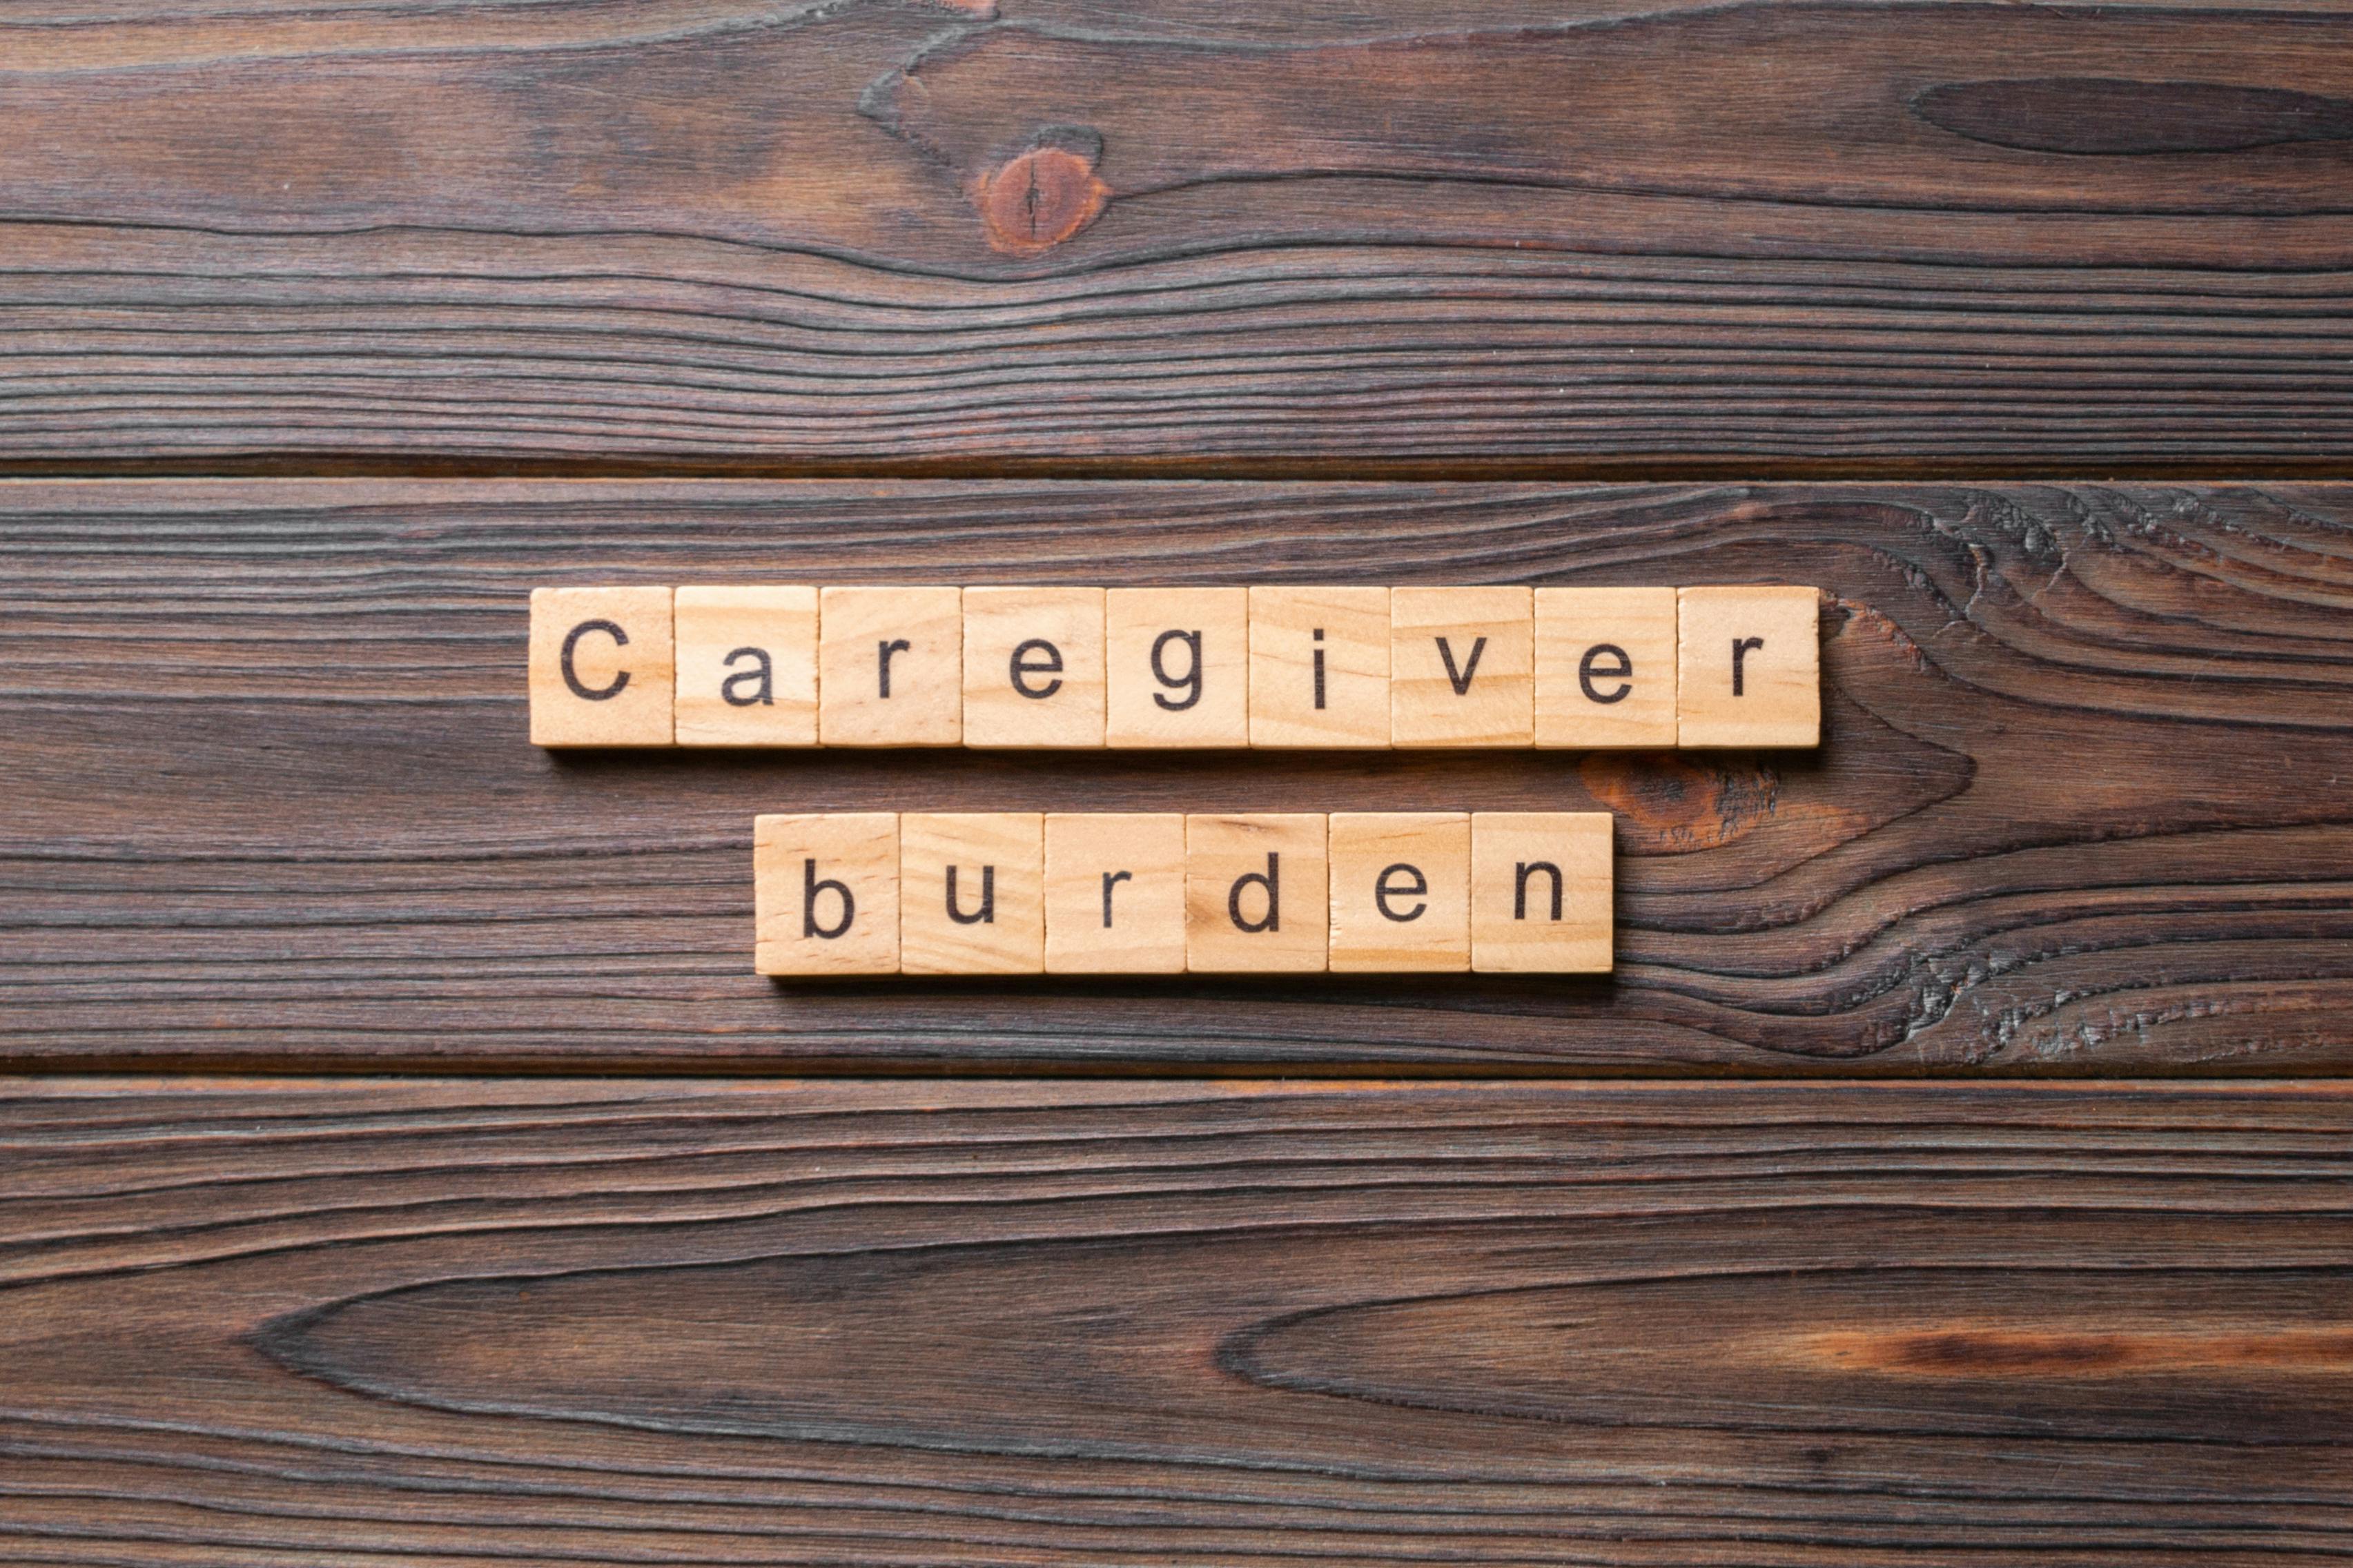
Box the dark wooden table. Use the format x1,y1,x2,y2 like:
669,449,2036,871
5,1,2352,1561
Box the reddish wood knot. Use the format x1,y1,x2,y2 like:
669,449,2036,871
975,145,1109,256
1580,752,1775,852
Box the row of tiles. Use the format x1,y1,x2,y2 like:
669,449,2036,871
754,811,1612,976
531,584,1822,752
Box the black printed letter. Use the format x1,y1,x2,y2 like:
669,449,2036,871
1435,635,1487,696
1100,869,1132,928
803,859,855,940
721,647,773,707
1731,636,1764,697
560,620,630,701
1151,629,1204,711
1514,861,1563,922
1374,863,1427,923
1577,643,1632,705
1009,638,1065,700
945,865,995,925
1227,853,1280,933
877,638,911,698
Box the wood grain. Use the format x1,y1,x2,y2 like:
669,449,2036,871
3,1075,2352,1564
5,478,2350,1071
1,0,2350,470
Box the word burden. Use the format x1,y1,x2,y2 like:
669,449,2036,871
755,812,1612,976
531,584,1821,752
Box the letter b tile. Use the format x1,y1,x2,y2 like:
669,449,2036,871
1184,813,1329,972
754,813,901,976
529,585,675,747
899,812,1045,974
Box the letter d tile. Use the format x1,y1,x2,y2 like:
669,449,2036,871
1185,813,1328,972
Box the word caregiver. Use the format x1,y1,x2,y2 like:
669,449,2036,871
529,583,1821,751
755,812,1612,976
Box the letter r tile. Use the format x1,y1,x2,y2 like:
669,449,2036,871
1184,813,1328,972
1677,585,1822,749
900,812,1045,975
818,586,963,747
1044,813,1185,973
529,585,675,747
754,813,900,976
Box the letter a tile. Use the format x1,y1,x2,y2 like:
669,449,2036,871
963,587,1106,748
900,812,1045,974
529,585,675,747
754,813,900,975
675,585,817,746
1390,587,1534,747
1184,813,1328,972
1044,813,1186,973
1677,585,1822,748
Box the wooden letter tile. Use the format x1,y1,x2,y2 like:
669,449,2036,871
674,585,817,746
899,812,1045,974
1184,813,1328,972
1470,812,1612,973
1389,586,1534,747
1534,586,1678,749
1044,812,1186,973
754,813,899,975
528,585,674,747
1248,585,1390,748
1327,812,1470,973
817,586,962,746
1105,587,1250,747
1677,585,1822,748
962,587,1106,748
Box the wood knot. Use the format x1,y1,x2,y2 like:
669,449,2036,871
1579,752,1775,851
975,144,1109,256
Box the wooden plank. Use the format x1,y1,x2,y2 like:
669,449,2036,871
4,478,2351,1070
0,0,2350,470
3,1075,2352,1564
